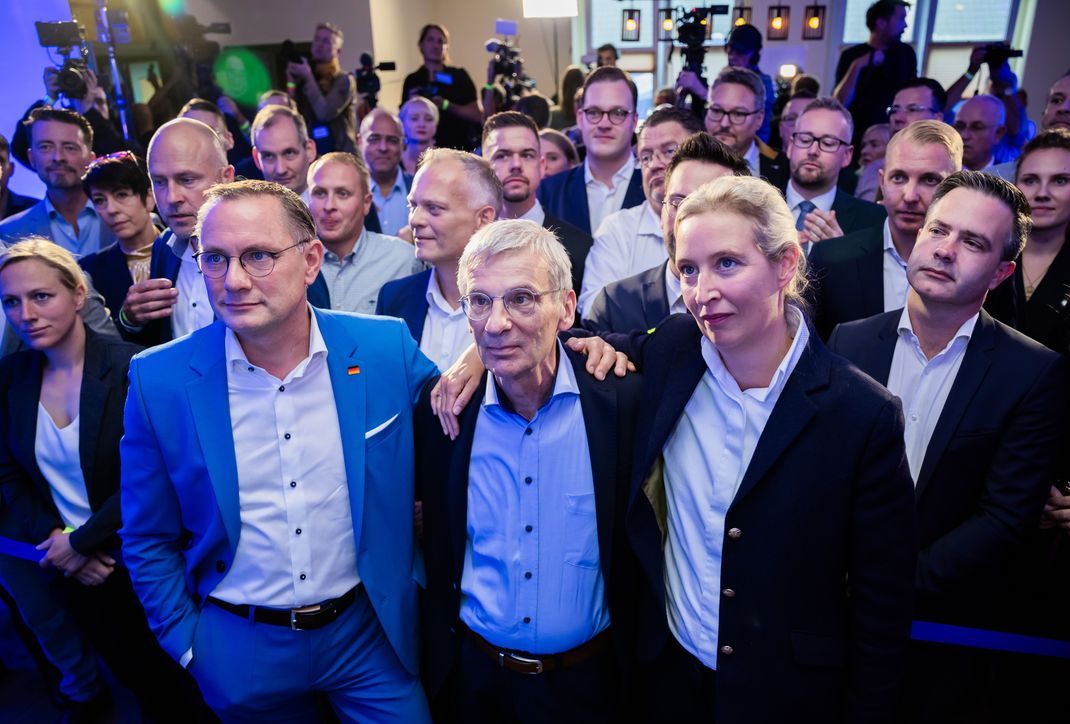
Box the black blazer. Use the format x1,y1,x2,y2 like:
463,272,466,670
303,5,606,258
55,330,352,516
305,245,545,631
536,165,645,235
582,261,672,335
0,329,141,555
985,235,1070,356
757,140,790,189
806,223,885,340
415,347,643,699
375,268,432,342
620,315,917,724
543,211,593,297
827,310,1066,628
830,189,887,235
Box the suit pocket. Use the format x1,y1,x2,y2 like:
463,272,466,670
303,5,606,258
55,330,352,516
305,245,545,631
365,412,402,449
791,631,846,668
564,493,600,569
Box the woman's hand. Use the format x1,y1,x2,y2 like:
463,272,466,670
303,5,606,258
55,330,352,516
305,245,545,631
36,529,87,575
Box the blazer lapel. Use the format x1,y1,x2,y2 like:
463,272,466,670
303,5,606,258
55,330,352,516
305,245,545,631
731,340,827,506
832,190,857,232
567,167,592,234
9,353,46,499
318,311,368,553
915,313,997,497
185,323,242,551
447,377,486,575
623,169,645,209
402,270,432,342
859,312,901,385
643,263,671,329
858,228,885,316
78,332,111,494
576,363,618,583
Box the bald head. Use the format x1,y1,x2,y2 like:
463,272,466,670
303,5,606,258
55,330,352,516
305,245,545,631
148,118,235,240
954,95,1007,171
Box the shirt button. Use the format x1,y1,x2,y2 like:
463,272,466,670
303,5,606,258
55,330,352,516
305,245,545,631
284,433,292,440
247,366,254,372
523,616,531,624
722,588,736,598
727,527,742,539
524,571,532,579
525,428,533,436
279,385,286,392
299,573,307,581
290,481,297,488
295,528,302,535
525,525,533,533
720,645,734,656
215,560,226,573
524,476,533,485
191,302,197,307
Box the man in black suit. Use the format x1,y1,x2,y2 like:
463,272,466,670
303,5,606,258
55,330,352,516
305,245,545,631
705,66,788,188
536,66,645,235
376,149,500,370
827,171,1065,723
808,120,963,339
583,132,749,334
0,134,37,220
416,219,641,723
780,97,886,254
482,111,592,297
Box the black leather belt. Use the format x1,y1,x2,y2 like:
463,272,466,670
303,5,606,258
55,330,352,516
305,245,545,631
464,625,611,674
207,584,360,631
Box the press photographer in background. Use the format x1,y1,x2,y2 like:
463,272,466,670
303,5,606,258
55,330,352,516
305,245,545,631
285,22,358,155
946,42,1032,164
402,24,482,150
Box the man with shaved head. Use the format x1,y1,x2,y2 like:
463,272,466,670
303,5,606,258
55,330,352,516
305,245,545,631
117,117,234,346
953,95,1007,174
359,109,411,237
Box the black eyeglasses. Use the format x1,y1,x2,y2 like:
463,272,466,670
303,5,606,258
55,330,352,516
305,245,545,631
638,144,679,167
791,132,851,152
706,106,761,125
580,107,633,125
952,121,994,134
460,287,561,321
886,104,940,117
194,240,309,279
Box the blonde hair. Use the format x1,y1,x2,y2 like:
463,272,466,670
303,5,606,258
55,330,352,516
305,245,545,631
0,237,89,298
674,176,808,307
886,119,963,170
417,148,503,212
308,152,370,195
400,96,440,125
195,179,316,245
458,219,572,297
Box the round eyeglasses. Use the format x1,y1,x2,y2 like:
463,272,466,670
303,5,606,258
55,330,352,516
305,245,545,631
193,240,309,279
791,132,851,152
460,287,561,321
580,107,634,125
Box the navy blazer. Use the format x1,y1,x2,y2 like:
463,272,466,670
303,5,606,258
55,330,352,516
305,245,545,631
828,310,1066,628
806,223,885,340
0,328,141,554
583,262,672,335
376,268,432,342
830,189,887,235
543,211,593,297
619,315,917,724
536,165,645,235
415,346,643,699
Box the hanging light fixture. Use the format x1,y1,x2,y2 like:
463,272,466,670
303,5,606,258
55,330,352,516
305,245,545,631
767,5,790,41
621,8,641,42
732,7,752,28
803,5,826,40
658,8,675,42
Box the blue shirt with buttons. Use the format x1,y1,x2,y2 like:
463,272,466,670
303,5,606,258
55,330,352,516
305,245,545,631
46,196,107,257
459,342,609,654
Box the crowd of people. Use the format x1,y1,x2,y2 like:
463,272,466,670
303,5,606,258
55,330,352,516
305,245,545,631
0,1,1068,722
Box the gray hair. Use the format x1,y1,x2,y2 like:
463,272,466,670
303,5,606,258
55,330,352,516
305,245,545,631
711,67,766,113
457,219,572,297
194,179,316,246
360,108,404,138
675,176,808,307
419,148,503,212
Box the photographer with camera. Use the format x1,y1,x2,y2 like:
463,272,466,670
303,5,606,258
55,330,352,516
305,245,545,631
402,24,481,151
286,22,358,155
946,44,1029,164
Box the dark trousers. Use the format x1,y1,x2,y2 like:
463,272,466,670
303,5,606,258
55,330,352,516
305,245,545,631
900,641,993,724
440,633,620,724
56,565,215,723
642,635,717,721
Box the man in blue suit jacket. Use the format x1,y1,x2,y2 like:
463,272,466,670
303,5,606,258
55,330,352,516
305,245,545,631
120,180,436,722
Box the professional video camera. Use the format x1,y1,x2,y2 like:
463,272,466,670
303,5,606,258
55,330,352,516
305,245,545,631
674,7,715,111
980,42,1023,71
485,36,536,107
172,14,232,100
35,21,94,100
355,53,396,109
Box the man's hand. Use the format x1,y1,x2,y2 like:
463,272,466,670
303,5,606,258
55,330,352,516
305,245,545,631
967,46,987,75
564,337,634,379
36,530,88,575
1040,486,1070,533
486,58,497,85
121,279,179,325
43,67,61,99
852,49,884,74
675,70,706,98
74,552,115,586
431,345,484,439
287,58,314,84
799,209,844,246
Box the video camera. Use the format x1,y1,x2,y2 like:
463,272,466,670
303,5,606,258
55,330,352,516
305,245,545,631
35,20,94,100
355,53,396,110
980,42,1023,71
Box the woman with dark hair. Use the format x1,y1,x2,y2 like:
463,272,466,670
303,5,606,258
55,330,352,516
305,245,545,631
539,128,580,177
402,24,482,150
0,239,208,720
549,65,586,130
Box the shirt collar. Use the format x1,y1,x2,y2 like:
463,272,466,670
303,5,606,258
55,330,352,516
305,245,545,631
44,195,96,220
639,202,664,239
225,304,328,372
425,269,465,316
518,199,545,225
882,219,907,267
483,340,580,410
163,227,192,259
743,141,760,176
324,228,367,263
663,263,682,310
700,305,810,403
371,169,406,196
896,305,979,358
583,156,636,189
785,181,838,214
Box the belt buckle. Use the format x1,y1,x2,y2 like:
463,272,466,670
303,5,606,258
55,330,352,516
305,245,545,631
290,603,322,631
499,651,544,674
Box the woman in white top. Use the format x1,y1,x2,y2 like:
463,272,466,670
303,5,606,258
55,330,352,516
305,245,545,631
0,238,208,720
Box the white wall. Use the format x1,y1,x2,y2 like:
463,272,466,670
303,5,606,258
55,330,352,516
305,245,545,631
1019,0,1070,123
368,0,433,111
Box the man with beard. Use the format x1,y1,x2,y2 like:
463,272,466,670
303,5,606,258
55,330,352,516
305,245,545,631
0,108,113,255
704,67,788,187
580,108,702,314
808,120,962,339
782,98,886,254
251,105,318,204
482,111,592,297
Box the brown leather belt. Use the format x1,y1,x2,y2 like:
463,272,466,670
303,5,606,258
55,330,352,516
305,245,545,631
207,584,360,631
464,625,611,674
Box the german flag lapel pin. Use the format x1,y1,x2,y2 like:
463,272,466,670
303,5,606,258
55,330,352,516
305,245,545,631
347,365,361,375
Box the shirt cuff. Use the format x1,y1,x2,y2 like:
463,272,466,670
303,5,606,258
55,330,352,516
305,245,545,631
180,647,193,669
118,307,145,333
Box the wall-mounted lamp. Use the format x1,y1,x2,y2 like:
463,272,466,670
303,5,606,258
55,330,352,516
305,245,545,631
767,5,790,41
778,63,799,82
658,8,675,42
732,7,752,28
621,9,641,42
803,5,826,40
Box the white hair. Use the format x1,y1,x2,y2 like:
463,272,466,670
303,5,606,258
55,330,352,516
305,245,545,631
458,219,572,297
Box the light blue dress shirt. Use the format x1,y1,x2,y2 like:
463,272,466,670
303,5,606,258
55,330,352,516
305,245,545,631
370,172,410,237
460,343,610,654
45,197,105,257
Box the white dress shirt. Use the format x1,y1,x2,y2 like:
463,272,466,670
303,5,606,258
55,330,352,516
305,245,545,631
419,270,474,371
743,141,760,178
584,157,637,234
664,265,687,316
210,309,360,608
35,405,92,530
886,307,977,482
662,307,810,669
882,220,910,313
580,202,667,315
785,182,837,221
518,199,546,226
170,237,214,339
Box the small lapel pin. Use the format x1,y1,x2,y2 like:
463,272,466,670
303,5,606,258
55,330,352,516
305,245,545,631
348,365,361,375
